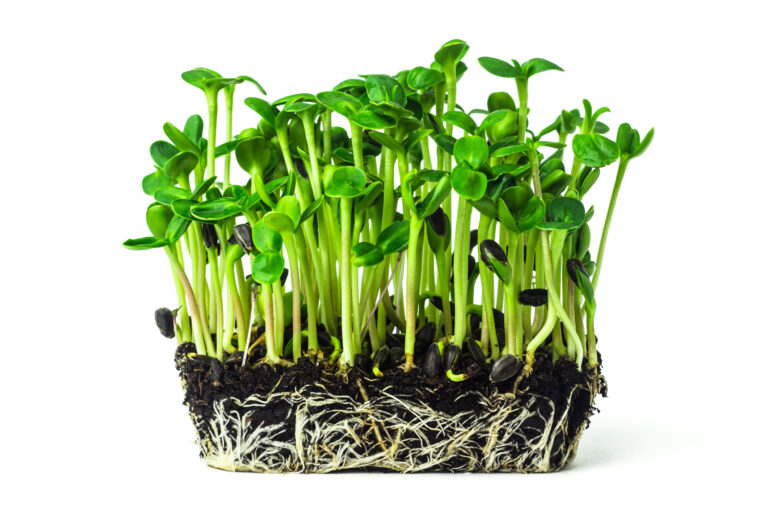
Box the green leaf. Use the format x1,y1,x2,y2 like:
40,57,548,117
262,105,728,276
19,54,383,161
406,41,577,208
228,184,249,205
434,39,469,68
237,75,267,95
184,114,203,144
166,215,191,244
443,111,476,134
251,252,285,284
263,211,295,234
453,135,489,169
365,74,406,107
491,143,529,158
191,176,217,201
142,170,174,196
477,109,512,134
355,182,383,212
477,57,519,78
432,134,456,154
275,196,301,231
154,186,190,206
577,167,600,196
163,152,198,180
471,196,498,218
377,220,410,254
536,141,567,150
538,197,585,230
352,242,384,267
170,199,196,221
540,169,572,196
150,141,178,168
272,93,315,107
416,175,451,220
123,236,168,250
575,224,591,260
163,122,199,155
489,162,530,179
252,221,283,253
402,129,433,153
214,139,242,158
499,194,545,233
632,128,654,159
181,68,219,90
146,203,173,239
190,198,242,221
333,78,366,91
501,185,534,213
235,137,272,174
349,108,396,129
572,133,620,167
523,58,564,77
451,164,487,200
407,66,444,90
616,123,637,157
300,197,323,224
316,90,362,118
244,97,277,127
368,131,404,157
324,166,367,198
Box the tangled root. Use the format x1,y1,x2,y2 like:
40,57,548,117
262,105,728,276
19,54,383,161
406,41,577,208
188,381,596,473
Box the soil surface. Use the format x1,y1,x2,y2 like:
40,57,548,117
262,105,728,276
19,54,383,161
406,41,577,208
175,342,605,472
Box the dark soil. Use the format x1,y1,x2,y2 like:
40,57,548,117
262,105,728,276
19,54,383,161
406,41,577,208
175,341,605,472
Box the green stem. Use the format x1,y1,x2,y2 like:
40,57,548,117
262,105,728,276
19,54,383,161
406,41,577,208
452,198,470,347
586,307,597,367
403,217,423,365
435,248,452,339
294,230,318,352
208,248,224,360
272,282,284,356
204,89,218,183
340,197,355,366
223,87,234,189
263,281,279,364
224,246,248,353
593,157,629,290
166,246,207,355
283,235,303,361
515,79,528,142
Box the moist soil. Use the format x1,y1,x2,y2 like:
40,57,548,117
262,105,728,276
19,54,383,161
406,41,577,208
175,341,606,472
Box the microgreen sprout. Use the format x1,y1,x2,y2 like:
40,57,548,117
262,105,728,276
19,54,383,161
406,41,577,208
126,42,652,381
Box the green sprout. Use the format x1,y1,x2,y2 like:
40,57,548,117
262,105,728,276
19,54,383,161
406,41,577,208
126,40,652,382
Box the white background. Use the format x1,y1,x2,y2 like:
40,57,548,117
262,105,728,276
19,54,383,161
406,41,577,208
2,0,766,510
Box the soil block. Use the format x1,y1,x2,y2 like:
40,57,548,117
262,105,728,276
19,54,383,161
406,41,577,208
175,343,605,473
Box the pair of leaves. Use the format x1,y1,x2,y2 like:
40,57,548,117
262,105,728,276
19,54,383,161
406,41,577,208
477,57,563,80
616,123,655,160
537,197,586,230
451,136,489,200
497,187,546,233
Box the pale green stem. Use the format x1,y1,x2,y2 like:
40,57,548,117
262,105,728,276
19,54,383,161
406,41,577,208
593,157,629,290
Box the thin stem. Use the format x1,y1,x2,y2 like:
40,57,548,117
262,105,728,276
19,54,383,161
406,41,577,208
403,217,423,369
204,89,218,183
223,87,234,189
340,197,355,366
455,199,473,347
593,157,629,290
166,246,207,355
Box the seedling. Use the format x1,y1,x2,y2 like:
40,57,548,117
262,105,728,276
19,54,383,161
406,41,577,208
127,40,651,386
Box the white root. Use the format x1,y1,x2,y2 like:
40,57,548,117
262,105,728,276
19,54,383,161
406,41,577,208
187,381,596,473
